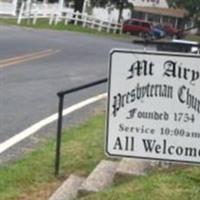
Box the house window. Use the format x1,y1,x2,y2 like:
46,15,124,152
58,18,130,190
132,11,145,20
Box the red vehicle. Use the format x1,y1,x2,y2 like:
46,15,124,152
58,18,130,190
163,25,183,38
122,18,152,37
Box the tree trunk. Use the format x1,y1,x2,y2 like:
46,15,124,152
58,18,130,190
74,0,84,12
118,3,123,23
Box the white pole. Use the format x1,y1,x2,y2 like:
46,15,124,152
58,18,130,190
75,11,79,25
49,12,54,25
17,1,25,24
82,0,90,14
55,12,60,25
26,0,31,12
56,0,65,24
58,0,64,12
82,13,87,27
82,0,86,14
107,22,111,33
98,20,103,32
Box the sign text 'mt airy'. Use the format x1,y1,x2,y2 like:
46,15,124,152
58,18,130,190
106,50,200,164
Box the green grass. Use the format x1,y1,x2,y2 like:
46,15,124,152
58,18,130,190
185,34,200,43
1,114,200,200
0,114,106,200
0,18,17,26
0,18,131,40
81,166,200,200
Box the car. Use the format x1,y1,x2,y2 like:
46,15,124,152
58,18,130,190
163,25,183,39
152,26,165,39
153,24,184,39
122,18,152,37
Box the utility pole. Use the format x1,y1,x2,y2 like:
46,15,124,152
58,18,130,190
82,0,90,13
59,0,65,11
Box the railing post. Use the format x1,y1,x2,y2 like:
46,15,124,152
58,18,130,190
64,11,69,25
32,9,38,25
107,22,111,33
98,20,103,32
17,1,25,24
91,18,95,29
49,11,54,25
74,11,79,25
54,78,107,176
55,94,64,176
55,12,60,25
82,13,87,27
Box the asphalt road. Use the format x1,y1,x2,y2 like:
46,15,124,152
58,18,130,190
0,25,145,152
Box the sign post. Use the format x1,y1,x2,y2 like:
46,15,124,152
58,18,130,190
106,49,200,164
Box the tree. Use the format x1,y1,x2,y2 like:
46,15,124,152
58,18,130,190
90,0,109,7
72,0,108,12
168,0,200,27
71,0,134,23
73,0,84,12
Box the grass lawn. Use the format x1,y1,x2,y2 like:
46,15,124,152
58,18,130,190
0,114,106,200
0,18,132,40
80,166,200,200
185,34,200,43
1,18,200,43
1,113,200,200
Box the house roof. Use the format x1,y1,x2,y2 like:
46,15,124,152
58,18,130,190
134,6,188,18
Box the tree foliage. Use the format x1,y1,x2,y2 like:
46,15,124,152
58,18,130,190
97,0,134,23
71,0,133,22
90,0,109,7
110,0,133,22
73,0,84,12
72,0,109,12
168,0,200,26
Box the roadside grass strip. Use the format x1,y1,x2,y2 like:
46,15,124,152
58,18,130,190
185,35,200,43
0,18,130,39
0,114,106,200
1,18,199,43
1,114,200,200
80,165,200,200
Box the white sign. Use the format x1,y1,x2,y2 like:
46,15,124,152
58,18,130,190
106,49,200,164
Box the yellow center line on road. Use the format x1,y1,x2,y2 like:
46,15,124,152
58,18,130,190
0,49,61,68
0,49,53,64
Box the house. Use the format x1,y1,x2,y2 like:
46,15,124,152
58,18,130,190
0,0,18,16
129,0,188,29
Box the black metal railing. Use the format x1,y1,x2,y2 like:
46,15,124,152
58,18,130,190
55,78,108,176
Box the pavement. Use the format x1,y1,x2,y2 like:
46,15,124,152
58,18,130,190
0,25,149,163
